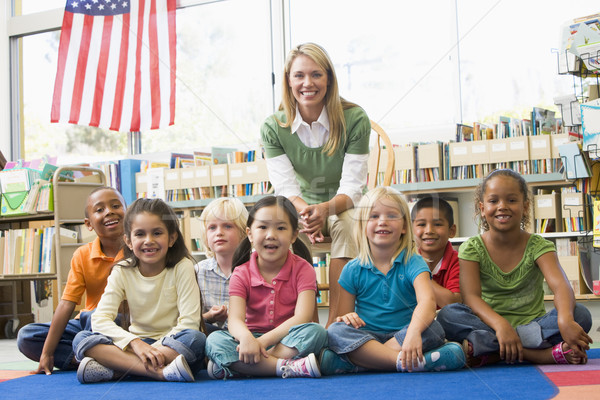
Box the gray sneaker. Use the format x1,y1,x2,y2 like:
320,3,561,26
77,357,114,384
318,349,361,375
162,354,195,382
206,359,225,380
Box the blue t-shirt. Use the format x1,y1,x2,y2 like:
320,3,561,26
338,250,430,333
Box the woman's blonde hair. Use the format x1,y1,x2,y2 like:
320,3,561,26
278,42,359,156
354,187,416,265
198,197,249,257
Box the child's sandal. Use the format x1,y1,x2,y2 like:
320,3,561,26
551,342,573,364
462,339,501,368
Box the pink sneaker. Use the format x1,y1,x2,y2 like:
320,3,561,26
279,353,321,378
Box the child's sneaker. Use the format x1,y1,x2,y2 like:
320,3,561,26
422,342,466,371
162,354,195,382
318,349,361,375
77,357,115,384
279,353,321,378
396,342,466,372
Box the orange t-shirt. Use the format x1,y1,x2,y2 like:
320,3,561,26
61,236,124,313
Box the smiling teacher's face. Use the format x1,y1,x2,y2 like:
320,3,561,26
288,54,328,118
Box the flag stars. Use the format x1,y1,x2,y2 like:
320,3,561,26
71,1,79,8
85,3,92,9
98,4,104,10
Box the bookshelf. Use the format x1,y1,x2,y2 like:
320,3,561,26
0,166,106,337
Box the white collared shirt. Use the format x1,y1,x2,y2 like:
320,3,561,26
266,106,369,206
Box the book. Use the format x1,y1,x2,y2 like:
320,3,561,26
582,103,600,158
118,159,142,206
558,142,591,179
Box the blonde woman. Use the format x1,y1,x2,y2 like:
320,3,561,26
261,43,370,326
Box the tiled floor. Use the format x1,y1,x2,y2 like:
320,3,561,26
0,339,37,370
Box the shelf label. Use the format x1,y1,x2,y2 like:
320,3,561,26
564,196,581,206
537,198,552,208
472,144,486,154
212,168,225,177
492,143,507,152
453,146,467,155
195,169,208,177
181,171,194,179
230,169,243,178
246,165,259,174
510,141,525,150
532,139,547,149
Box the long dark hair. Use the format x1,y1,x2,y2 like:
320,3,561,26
232,196,312,269
122,198,192,269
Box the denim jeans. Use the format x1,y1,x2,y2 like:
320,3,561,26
205,322,327,378
16,310,94,370
437,302,593,357
73,329,207,373
327,319,446,355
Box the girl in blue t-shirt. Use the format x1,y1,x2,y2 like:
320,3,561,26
438,169,592,367
322,187,465,375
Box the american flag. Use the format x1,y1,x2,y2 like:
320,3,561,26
51,0,176,132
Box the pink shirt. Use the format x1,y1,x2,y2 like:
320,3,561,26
229,250,317,333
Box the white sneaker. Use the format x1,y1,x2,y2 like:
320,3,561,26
162,354,195,382
77,357,114,384
280,353,321,378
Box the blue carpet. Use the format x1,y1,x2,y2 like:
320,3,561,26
0,362,557,400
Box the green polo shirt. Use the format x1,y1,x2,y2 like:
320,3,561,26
261,106,370,204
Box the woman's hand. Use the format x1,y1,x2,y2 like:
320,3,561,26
236,335,268,364
299,203,329,243
128,338,166,371
495,321,523,363
336,312,365,329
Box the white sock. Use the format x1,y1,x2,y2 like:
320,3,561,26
275,358,286,377
396,351,426,372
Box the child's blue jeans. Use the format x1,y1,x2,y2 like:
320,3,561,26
73,328,206,372
327,319,446,355
437,302,592,357
205,322,327,378
17,310,94,370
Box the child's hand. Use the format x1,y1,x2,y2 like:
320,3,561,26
128,338,166,371
32,354,54,375
236,335,268,364
336,312,365,329
207,305,228,323
399,332,423,372
496,322,523,363
559,319,592,358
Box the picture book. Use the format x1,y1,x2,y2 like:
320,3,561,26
582,103,600,159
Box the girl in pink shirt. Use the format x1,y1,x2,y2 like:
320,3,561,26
205,196,327,379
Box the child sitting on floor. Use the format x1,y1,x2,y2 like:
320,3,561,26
437,169,593,366
411,196,461,308
194,197,248,334
18,187,126,374
205,196,327,379
322,187,465,375
73,198,206,383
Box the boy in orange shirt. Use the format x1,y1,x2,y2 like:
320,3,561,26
17,187,126,375
411,196,461,308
